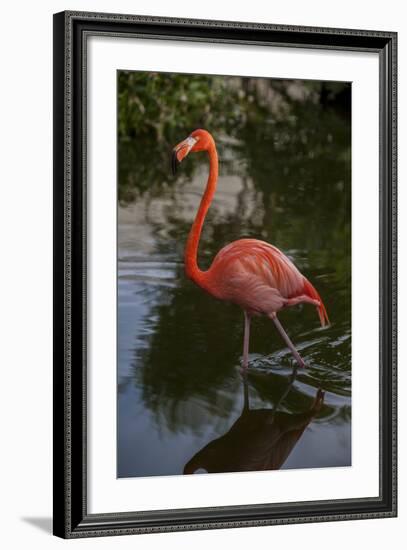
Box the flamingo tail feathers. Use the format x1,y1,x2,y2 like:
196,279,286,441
303,279,330,327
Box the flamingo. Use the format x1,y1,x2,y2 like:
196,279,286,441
172,129,329,369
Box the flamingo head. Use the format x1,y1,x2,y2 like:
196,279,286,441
171,129,214,174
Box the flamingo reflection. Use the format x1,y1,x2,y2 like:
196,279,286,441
184,368,324,474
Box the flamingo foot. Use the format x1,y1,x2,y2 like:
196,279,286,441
311,388,325,413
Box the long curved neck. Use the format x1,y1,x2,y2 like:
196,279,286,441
184,143,218,283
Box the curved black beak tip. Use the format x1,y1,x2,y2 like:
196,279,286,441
171,150,179,176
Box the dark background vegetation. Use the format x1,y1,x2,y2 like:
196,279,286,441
118,72,350,201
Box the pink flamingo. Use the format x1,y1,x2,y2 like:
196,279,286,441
172,129,329,369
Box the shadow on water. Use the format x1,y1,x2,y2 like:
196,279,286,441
117,73,351,478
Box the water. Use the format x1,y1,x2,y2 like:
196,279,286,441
117,100,351,477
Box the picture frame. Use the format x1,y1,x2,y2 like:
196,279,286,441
53,10,397,538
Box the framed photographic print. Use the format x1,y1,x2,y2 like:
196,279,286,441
53,11,397,538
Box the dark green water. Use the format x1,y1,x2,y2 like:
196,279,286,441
117,80,351,478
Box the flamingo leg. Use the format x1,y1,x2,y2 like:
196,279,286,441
242,311,251,369
270,313,306,368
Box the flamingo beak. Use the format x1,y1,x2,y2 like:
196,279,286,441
171,136,197,175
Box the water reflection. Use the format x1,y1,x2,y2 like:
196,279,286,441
184,368,325,474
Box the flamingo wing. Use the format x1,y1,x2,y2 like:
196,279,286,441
207,239,329,326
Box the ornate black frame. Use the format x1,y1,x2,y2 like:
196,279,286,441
53,10,397,538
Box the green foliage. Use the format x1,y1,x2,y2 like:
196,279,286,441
118,71,256,201
118,71,350,204
118,72,239,140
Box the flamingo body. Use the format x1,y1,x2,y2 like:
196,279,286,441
172,128,329,368
200,238,328,326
